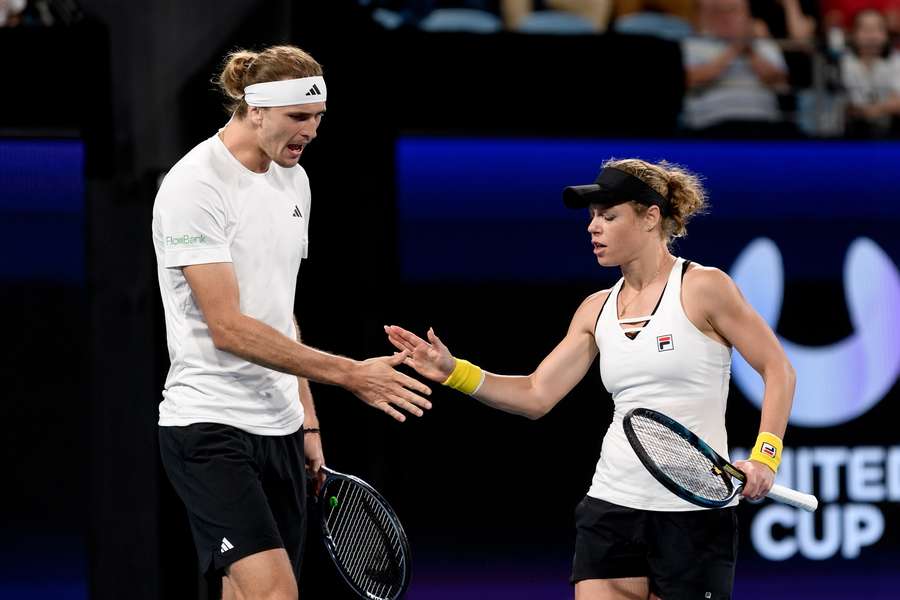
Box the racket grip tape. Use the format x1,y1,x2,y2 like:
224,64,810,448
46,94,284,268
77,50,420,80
767,484,819,512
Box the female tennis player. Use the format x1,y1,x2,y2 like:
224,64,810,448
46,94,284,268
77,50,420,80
385,158,795,600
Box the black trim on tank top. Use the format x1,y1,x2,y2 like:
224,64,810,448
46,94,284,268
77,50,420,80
624,259,683,339
647,282,668,319
599,259,688,339
625,281,668,340
594,291,612,335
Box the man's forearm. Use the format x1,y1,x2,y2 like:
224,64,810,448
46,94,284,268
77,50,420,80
686,63,723,89
213,313,356,387
293,316,320,425
686,51,735,89
750,53,788,87
877,94,900,115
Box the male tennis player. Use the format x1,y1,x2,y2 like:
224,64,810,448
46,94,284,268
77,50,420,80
386,159,795,600
152,45,432,600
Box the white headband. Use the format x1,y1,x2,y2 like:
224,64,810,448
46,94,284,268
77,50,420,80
243,76,327,107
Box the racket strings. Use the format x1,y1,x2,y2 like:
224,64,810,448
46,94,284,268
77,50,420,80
350,503,404,599
344,494,398,588
355,500,402,584
329,483,400,597
332,484,388,585
630,416,733,501
324,479,406,599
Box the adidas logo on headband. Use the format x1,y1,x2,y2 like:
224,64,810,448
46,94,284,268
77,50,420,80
244,76,327,107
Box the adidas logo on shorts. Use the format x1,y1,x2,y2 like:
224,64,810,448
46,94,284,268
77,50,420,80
220,537,234,554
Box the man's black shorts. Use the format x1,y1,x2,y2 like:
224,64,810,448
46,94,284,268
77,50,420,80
571,495,738,600
159,422,307,579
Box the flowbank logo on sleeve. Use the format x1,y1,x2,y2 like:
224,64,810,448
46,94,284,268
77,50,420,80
166,233,209,247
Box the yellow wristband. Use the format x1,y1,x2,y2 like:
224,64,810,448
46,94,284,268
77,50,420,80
749,432,783,473
442,358,483,395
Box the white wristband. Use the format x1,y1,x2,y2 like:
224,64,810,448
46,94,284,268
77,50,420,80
470,370,487,396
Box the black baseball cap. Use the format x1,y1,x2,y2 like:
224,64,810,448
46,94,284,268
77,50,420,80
563,166,671,216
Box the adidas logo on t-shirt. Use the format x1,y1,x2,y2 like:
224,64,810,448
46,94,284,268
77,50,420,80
220,537,234,553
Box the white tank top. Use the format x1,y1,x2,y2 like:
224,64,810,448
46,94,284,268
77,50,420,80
587,257,736,511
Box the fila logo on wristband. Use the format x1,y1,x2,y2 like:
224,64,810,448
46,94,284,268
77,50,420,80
760,442,777,458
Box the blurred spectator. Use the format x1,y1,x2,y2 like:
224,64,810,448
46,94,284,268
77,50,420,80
681,0,791,134
820,0,900,36
501,0,613,32
841,8,900,135
611,0,695,39
750,0,818,41
0,0,27,26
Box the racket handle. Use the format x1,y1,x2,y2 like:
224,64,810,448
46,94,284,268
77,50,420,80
767,484,819,512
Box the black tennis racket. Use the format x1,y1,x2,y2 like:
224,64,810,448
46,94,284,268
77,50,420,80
316,466,411,600
623,408,818,512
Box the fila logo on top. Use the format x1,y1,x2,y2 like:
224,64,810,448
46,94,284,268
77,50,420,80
657,335,674,352
305,83,322,96
729,237,900,427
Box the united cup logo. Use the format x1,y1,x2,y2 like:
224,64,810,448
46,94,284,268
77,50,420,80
729,237,900,562
730,237,900,427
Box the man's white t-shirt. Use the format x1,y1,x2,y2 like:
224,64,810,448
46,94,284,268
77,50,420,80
151,132,310,435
